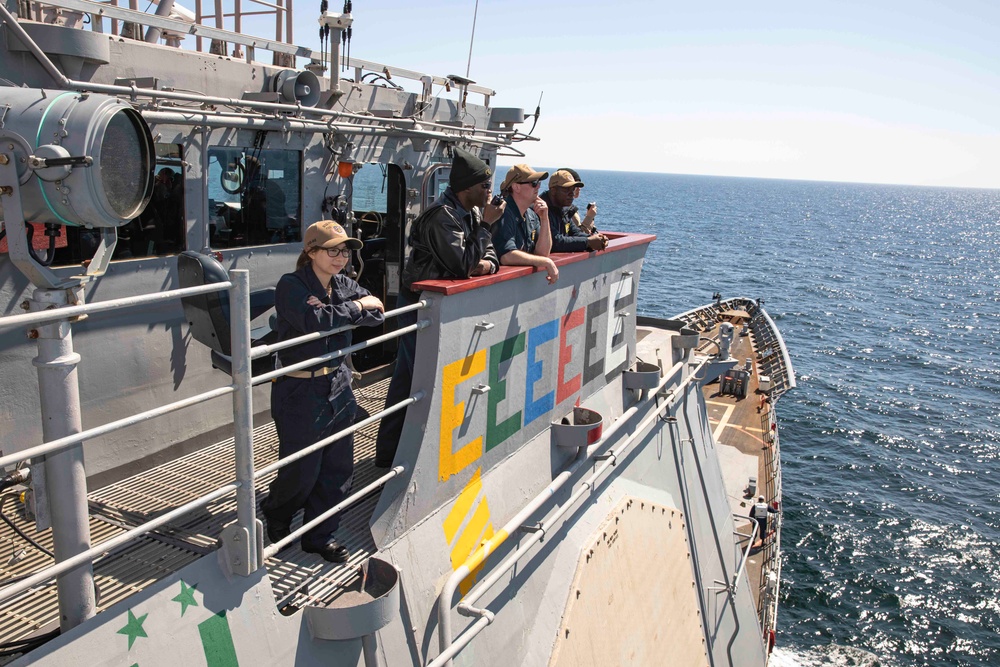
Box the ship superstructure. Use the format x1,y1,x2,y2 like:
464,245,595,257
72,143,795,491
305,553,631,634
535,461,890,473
0,3,793,665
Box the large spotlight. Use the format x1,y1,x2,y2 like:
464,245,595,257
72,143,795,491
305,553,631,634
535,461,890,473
0,88,154,227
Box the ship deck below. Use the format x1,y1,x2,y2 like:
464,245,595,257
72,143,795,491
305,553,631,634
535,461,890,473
685,311,783,624
0,378,391,647
1,309,785,651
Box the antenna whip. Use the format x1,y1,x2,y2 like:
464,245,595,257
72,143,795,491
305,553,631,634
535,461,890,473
465,0,479,78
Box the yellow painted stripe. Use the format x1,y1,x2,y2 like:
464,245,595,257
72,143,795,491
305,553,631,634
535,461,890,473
712,403,735,441
439,351,486,481
450,499,493,569
443,469,482,543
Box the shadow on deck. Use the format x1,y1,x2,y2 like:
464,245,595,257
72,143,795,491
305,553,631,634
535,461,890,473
0,378,392,647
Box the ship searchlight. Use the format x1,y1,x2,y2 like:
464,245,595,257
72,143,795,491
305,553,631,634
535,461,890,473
0,88,154,228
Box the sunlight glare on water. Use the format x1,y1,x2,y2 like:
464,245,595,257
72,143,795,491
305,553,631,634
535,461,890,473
570,171,1000,667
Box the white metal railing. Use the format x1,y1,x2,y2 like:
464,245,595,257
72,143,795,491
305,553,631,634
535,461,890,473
0,483,244,604
759,401,784,649
0,281,234,468
0,3,511,154
726,514,759,596
263,464,405,560
756,305,797,391
15,0,497,99
0,268,426,606
429,356,711,667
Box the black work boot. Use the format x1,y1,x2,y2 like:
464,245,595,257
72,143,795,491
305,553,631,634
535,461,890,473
302,539,350,563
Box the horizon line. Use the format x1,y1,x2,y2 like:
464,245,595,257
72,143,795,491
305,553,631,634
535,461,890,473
492,165,1000,192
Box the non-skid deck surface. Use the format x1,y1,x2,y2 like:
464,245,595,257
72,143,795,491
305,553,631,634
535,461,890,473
0,377,392,646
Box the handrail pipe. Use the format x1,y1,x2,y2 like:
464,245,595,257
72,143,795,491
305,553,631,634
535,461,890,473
430,357,709,667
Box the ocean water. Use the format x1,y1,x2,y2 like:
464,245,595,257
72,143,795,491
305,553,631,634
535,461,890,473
567,171,1000,667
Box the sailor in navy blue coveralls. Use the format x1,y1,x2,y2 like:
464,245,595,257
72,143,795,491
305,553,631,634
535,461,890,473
262,221,384,562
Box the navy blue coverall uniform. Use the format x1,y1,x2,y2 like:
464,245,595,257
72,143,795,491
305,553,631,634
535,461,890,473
261,265,383,549
491,193,542,256
540,190,590,253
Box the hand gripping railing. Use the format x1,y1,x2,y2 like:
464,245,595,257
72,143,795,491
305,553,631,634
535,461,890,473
429,356,712,667
0,269,428,607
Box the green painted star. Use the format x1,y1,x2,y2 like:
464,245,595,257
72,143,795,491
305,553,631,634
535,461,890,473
172,580,200,617
117,609,148,649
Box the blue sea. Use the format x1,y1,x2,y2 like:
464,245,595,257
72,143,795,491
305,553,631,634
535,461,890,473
569,171,1000,667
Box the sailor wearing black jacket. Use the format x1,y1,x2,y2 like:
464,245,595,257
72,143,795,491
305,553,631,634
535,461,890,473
374,148,503,467
261,220,384,563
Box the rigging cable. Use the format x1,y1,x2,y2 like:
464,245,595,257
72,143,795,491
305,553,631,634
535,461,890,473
0,628,61,658
0,493,53,558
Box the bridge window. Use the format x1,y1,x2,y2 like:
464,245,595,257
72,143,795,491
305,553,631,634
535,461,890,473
352,162,390,215
207,147,301,248
349,162,407,371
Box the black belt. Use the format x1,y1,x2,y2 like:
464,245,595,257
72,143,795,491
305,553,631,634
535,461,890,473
283,365,337,379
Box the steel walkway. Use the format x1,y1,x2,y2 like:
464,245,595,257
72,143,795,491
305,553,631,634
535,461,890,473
0,377,391,647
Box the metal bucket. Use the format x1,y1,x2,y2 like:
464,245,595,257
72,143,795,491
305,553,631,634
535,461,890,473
305,557,400,641
551,407,604,448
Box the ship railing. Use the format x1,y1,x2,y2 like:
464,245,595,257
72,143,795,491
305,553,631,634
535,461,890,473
715,513,759,597
9,0,498,106
1,4,510,147
0,269,426,609
748,306,796,397
756,401,783,644
428,356,713,667
673,296,796,398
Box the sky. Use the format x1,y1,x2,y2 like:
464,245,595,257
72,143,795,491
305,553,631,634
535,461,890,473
272,0,1000,189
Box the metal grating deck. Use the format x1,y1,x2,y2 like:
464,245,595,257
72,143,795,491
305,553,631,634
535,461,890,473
0,376,392,648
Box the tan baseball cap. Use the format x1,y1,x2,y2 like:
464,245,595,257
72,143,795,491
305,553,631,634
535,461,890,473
549,169,584,189
500,164,549,192
303,220,363,251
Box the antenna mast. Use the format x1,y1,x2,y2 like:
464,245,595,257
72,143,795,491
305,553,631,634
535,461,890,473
465,0,480,78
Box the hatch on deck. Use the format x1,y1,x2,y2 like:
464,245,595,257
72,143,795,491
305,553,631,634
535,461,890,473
549,497,709,667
